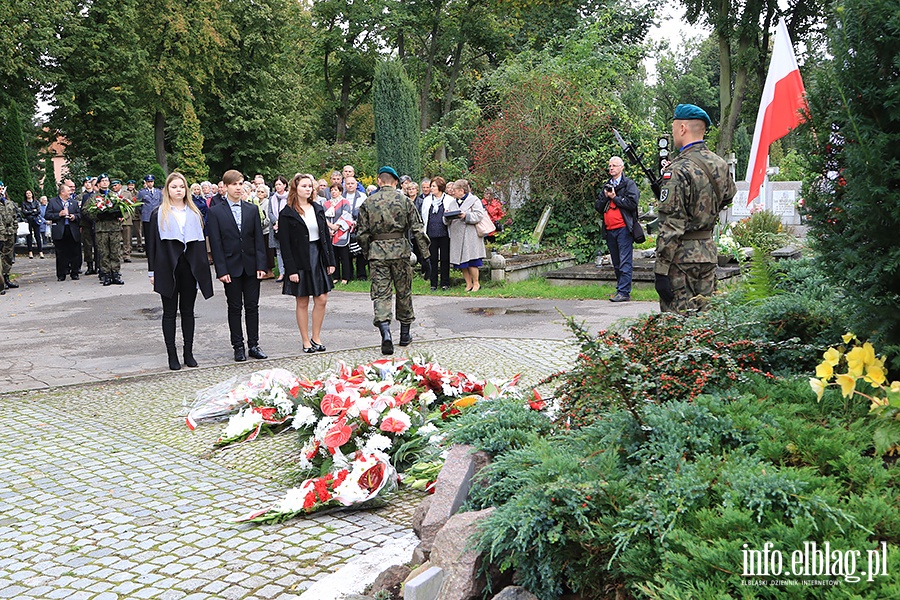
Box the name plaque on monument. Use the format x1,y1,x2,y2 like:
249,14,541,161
772,189,796,216
731,190,751,217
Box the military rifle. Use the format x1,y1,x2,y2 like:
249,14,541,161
612,128,661,233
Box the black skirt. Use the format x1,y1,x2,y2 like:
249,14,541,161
282,241,334,298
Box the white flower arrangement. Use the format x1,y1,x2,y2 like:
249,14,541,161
222,408,263,440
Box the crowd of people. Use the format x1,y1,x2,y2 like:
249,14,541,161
1,163,508,365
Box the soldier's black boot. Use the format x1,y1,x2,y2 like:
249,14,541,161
399,323,412,346
102,273,112,286
377,321,393,355
85,262,97,276
111,272,124,285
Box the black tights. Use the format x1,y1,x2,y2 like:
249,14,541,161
161,255,198,351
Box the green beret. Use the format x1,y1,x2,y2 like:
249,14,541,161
126,180,136,184
377,166,400,181
111,179,121,185
673,104,712,128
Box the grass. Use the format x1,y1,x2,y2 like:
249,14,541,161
330,274,659,301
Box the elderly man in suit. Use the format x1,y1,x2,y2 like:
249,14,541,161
45,180,84,281
206,169,269,362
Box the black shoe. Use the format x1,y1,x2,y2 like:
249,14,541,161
5,281,18,289
102,276,112,286
85,264,97,275
123,258,132,263
310,340,326,352
183,350,198,368
234,347,247,362
430,286,437,291
399,323,412,346
302,346,316,354
248,346,268,359
377,321,393,355
70,273,79,280
111,273,124,285
610,293,631,303
58,276,66,282
441,285,450,291
168,353,182,371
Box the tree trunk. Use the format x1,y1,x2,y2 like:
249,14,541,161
154,110,168,173
419,19,441,132
432,38,465,162
336,71,351,142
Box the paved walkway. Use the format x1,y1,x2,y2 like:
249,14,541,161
0,256,656,599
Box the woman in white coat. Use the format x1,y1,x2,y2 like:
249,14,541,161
445,179,486,292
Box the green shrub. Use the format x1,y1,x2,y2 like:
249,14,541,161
444,395,554,455
471,378,900,599
730,209,791,253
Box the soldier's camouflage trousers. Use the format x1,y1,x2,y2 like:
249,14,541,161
0,237,13,278
370,258,415,326
659,262,716,314
81,224,94,264
96,230,121,274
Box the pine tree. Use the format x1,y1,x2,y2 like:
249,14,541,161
800,0,900,364
372,60,421,180
173,102,208,183
0,100,36,203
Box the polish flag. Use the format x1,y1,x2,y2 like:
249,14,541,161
745,19,807,205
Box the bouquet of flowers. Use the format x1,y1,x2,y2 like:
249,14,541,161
289,358,518,475
187,368,301,431
715,221,742,263
83,192,142,221
234,450,397,524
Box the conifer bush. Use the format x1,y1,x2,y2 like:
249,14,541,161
372,60,420,179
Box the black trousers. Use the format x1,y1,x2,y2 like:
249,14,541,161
161,254,198,351
353,252,367,281
223,271,261,348
55,226,82,278
26,219,43,253
333,244,351,281
429,236,451,288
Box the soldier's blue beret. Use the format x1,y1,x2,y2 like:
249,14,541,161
673,104,712,127
0,181,4,187
377,166,400,181
126,180,136,184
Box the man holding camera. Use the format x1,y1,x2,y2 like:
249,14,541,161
595,156,639,302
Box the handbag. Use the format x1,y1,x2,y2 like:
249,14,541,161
475,212,496,238
632,219,646,244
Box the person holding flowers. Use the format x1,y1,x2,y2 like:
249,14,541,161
277,173,336,353
147,172,214,370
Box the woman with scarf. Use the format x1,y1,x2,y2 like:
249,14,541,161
267,175,289,282
147,173,214,370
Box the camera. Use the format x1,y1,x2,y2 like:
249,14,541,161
603,184,615,195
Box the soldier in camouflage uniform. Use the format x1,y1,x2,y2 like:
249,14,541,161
79,178,97,275
655,104,736,313
93,174,125,285
356,166,431,355
0,181,18,291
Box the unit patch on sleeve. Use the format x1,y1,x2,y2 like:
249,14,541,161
660,188,669,203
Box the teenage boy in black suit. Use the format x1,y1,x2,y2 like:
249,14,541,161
206,170,268,362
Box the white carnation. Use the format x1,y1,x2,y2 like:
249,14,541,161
292,406,317,429
222,408,262,439
419,390,437,405
363,433,392,453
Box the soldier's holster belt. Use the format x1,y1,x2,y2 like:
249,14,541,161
682,230,712,240
371,233,403,241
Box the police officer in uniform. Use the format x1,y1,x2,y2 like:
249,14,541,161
356,166,431,355
654,104,736,313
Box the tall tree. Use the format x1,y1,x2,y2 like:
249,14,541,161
679,0,830,156
172,101,208,183
0,100,37,203
373,61,422,179
799,0,900,363
41,154,56,199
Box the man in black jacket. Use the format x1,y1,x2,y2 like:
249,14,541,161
207,169,268,362
594,156,640,302
46,181,83,281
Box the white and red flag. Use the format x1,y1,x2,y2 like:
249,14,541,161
745,18,807,205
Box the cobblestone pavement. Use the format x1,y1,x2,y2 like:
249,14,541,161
0,338,579,599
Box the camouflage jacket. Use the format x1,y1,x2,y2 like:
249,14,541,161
0,196,18,239
357,186,430,261
655,141,736,275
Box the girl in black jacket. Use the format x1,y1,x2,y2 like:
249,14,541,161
21,190,43,258
277,173,336,353
147,172,214,370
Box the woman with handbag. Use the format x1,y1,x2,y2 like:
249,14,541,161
324,183,353,284
278,173,336,353
446,179,486,292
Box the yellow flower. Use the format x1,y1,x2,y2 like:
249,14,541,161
891,381,900,394
845,346,867,377
870,396,888,411
842,332,857,344
809,377,826,402
452,395,479,408
836,373,857,398
865,362,886,386
815,361,834,380
822,347,842,367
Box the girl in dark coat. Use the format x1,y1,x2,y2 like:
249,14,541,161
277,173,336,353
147,172,214,370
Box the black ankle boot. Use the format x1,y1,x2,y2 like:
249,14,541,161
85,262,97,275
111,272,124,285
183,347,198,368
399,323,412,346
167,347,181,370
102,274,112,286
377,321,393,355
